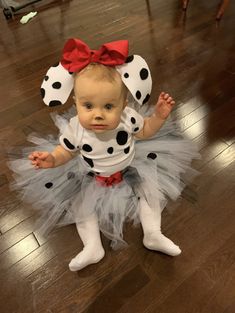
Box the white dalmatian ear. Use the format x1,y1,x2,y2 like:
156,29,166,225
40,62,74,107
116,55,152,105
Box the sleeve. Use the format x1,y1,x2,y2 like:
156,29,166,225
59,116,81,152
125,107,144,134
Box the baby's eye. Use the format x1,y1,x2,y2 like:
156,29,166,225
104,103,113,110
83,102,93,110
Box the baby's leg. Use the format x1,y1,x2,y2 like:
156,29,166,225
69,213,105,271
139,198,181,256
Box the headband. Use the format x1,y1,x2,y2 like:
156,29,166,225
40,38,152,107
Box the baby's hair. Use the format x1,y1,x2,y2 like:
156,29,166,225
74,63,128,101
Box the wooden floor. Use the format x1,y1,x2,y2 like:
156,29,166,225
0,1,235,312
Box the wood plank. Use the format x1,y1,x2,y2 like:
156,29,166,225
0,215,37,254
0,233,39,271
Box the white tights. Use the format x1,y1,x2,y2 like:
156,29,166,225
139,197,181,256
69,198,180,271
69,213,105,271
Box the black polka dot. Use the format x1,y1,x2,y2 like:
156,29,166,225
82,144,92,152
147,153,157,160
136,90,141,100
134,127,139,132
83,156,94,168
52,62,59,67
40,88,45,99
107,147,114,154
45,182,53,188
49,100,62,107
69,71,73,75
52,82,62,89
63,138,75,150
125,55,134,63
44,75,49,81
124,73,129,78
67,172,75,179
87,172,95,177
131,117,136,124
124,146,130,154
116,131,128,145
140,68,149,80
143,94,150,105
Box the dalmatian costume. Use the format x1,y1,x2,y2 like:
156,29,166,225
9,39,199,248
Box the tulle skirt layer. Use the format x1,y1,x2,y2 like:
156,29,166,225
8,114,200,248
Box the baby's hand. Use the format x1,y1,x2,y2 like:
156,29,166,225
155,92,175,120
28,151,55,169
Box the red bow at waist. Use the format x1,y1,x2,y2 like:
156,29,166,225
95,171,123,187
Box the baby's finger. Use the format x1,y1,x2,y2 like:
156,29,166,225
31,151,40,159
38,152,48,160
164,93,169,100
166,97,173,103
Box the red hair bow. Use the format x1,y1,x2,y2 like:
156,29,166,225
95,171,123,187
61,38,129,73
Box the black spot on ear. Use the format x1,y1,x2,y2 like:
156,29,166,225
136,90,141,100
52,62,59,67
147,152,157,160
40,88,45,99
124,73,129,78
45,182,53,188
52,82,62,89
116,131,128,145
82,144,92,152
131,117,136,124
49,100,62,107
125,55,134,63
107,147,114,154
63,138,75,150
143,94,150,105
67,172,75,179
44,75,49,81
140,68,149,80
124,146,130,154
83,156,94,168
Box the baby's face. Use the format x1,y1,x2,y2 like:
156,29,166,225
74,74,127,134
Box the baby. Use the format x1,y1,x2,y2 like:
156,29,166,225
9,38,198,272
29,64,180,271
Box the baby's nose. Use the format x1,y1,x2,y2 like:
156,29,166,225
95,116,104,120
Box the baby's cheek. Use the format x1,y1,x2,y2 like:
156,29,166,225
78,115,90,130
110,115,121,128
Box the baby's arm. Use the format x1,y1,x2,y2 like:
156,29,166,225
135,92,175,140
29,145,75,169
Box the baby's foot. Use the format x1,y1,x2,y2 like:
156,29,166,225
69,245,105,271
143,232,181,256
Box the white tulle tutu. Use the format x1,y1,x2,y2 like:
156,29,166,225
8,108,200,248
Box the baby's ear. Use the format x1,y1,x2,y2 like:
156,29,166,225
123,99,128,108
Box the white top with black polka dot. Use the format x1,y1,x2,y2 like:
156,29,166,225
59,107,144,176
